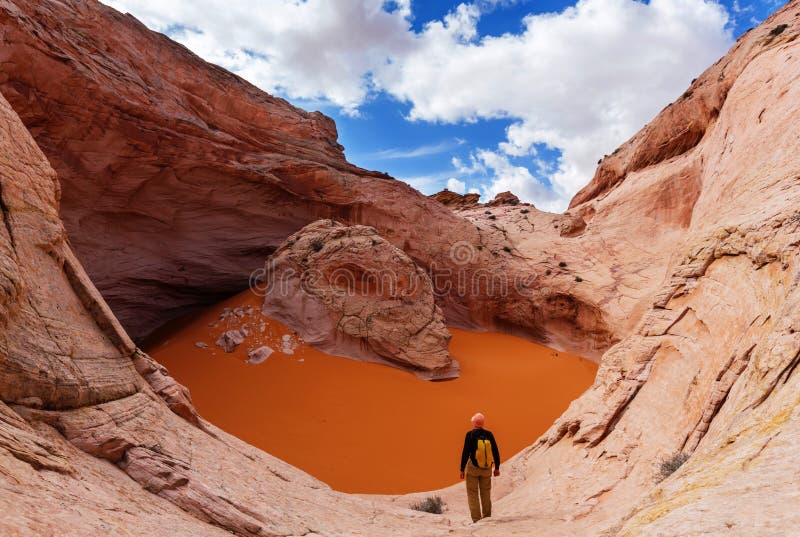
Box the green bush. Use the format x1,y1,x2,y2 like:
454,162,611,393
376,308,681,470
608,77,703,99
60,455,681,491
658,452,690,482
558,261,567,268
410,495,444,514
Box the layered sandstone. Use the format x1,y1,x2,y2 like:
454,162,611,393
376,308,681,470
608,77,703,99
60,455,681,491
0,0,617,363
486,191,521,207
0,78,455,537
452,7,800,535
429,189,481,208
1,0,800,536
262,220,458,379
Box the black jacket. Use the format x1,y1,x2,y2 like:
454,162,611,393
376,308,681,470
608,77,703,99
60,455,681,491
460,428,500,472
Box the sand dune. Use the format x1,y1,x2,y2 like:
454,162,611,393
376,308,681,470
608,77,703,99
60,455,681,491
145,290,597,494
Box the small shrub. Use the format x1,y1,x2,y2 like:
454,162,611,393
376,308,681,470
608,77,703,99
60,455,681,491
558,261,567,268
503,246,512,253
410,495,444,514
488,215,496,220
520,208,529,214
484,210,492,214
310,240,324,252
575,276,583,282
545,269,552,275
657,452,690,482
770,24,788,36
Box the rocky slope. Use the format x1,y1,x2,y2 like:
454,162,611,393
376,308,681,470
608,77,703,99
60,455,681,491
0,83,454,537
452,5,800,535
0,0,799,536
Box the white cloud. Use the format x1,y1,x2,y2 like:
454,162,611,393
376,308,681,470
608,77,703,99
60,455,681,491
446,177,467,194
381,0,733,209
102,0,414,114
101,0,734,210
369,138,465,159
452,154,486,176
473,150,563,210
398,170,455,193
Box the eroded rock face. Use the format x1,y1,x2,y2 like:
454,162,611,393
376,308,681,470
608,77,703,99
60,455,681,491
456,7,800,536
486,191,520,207
429,189,481,208
262,220,458,379
0,0,619,363
3,1,800,536
0,0,475,344
0,80,453,537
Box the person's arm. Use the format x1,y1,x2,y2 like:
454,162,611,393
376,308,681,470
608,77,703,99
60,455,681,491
460,432,471,473
489,431,501,471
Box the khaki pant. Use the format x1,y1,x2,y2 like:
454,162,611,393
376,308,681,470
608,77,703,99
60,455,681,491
465,460,493,522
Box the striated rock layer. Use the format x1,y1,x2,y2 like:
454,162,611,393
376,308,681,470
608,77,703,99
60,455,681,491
0,0,617,363
1,0,800,536
0,77,451,537
448,6,800,536
262,220,458,379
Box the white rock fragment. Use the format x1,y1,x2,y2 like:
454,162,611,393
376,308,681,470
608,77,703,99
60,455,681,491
281,334,297,355
247,346,274,365
215,329,247,353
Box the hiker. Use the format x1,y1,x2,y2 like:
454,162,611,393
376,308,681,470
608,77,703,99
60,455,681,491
459,412,500,523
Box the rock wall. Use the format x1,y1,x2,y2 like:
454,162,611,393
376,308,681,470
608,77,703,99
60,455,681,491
0,80,454,537
458,6,800,535
0,0,618,361
1,0,800,536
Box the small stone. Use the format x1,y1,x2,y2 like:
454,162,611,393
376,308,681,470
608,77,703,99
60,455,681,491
246,346,274,365
215,329,247,353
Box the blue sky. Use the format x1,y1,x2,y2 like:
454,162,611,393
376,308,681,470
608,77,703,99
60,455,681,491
103,0,785,211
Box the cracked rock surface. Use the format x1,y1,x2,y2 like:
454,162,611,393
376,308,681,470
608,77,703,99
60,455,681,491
262,219,458,380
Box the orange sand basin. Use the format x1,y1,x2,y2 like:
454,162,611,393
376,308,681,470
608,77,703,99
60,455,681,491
145,290,597,494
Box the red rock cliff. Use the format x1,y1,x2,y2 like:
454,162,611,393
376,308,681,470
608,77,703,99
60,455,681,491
0,0,617,360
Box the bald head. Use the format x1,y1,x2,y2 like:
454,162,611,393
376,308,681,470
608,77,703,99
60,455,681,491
471,413,485,428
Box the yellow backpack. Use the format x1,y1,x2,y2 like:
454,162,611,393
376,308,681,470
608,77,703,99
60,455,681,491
475,438,494,468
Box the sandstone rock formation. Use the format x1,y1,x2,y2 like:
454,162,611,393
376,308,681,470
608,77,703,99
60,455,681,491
262,220,458,379
487,191,521,207
429,189,481,208
2,0,800,536
0,0,615,363
448,6,800,535
0,72,454,537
